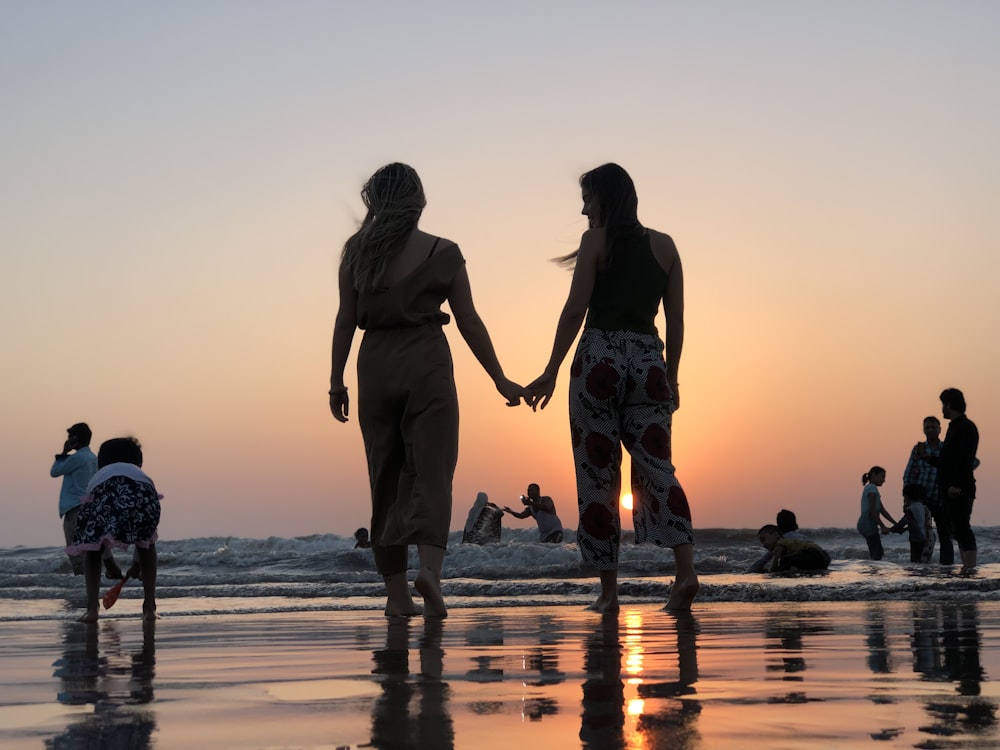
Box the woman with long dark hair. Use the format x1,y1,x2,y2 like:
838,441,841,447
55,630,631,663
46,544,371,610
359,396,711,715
330,163,522,618
528,163,698,613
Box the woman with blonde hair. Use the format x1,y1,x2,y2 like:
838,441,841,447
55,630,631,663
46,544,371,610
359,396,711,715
330,163,522,617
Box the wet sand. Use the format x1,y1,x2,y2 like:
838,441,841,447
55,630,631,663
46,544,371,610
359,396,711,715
1,601,998,749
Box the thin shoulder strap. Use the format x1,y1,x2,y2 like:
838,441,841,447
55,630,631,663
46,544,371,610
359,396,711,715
426,238,441,259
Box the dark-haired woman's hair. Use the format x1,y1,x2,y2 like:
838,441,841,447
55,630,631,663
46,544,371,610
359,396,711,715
758,524,780,536
342,163,426,291
97,436,143,468
556,163,644,268
940,387,966,413
862,466,885,485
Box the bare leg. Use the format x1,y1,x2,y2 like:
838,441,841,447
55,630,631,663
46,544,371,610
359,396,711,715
664,543,699,612
587,569,620,614
414,544,447,618
961,548,977,573
78,551,102,622
102,547,123,581
137,544,158,620
383,572,421,617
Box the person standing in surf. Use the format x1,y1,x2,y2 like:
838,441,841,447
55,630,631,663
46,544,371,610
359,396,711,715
526,163,698,613
329,163,522,618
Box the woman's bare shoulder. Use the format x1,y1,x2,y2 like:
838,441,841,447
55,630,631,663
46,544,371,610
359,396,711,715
647,228,679,270
647,228,677,251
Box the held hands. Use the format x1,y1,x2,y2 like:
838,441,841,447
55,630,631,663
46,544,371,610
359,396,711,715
525,372,556,412
495,376,527,407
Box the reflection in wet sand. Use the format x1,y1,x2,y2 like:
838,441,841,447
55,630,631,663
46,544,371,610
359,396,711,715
369,618,453,750
49,619,157,748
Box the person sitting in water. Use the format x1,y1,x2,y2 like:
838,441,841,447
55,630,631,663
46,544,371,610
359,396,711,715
503,483,564,543
746,509,812,573
757,524,831,573
462,492,504,544
354,528,372,549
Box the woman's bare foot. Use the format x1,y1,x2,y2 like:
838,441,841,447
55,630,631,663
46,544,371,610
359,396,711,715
586,595,620,614
663,576,700,612
77,609,99,623
414,569,447,618
384,601,423,617
142,601,158,621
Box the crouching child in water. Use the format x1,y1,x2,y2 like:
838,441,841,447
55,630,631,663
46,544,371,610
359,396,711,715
889,483,937,563
757,524,831,573
66,437,162,622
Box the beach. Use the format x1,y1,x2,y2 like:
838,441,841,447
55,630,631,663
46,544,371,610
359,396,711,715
2,600,999,749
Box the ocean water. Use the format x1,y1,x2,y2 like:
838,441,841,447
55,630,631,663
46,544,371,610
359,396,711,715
2,526,999,621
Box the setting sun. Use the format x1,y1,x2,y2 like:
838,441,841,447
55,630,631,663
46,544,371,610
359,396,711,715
621,493,633,511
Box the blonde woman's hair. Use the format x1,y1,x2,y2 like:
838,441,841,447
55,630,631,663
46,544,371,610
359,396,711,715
342,163,426,291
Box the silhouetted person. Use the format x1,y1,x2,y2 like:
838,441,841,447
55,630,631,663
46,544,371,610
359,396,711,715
939,388,979,571
903,415,951,563
526,163,698,613
354,527,372,548
50,422,122,580
503,483,563,543
329,163,522,618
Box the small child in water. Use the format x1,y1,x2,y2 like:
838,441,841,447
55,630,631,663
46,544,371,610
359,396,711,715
66,437,162,622
889,483,936,563
757,524,831,573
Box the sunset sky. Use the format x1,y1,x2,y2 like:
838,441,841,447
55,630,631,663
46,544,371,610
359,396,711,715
2,2,998,549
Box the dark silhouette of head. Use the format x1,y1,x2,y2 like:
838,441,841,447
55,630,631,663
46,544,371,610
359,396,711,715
97,436,143,468
557,163,644,268
862,466,886,485
579,163,639,230
940,388,966,414
67,423,92,446
776,509,798,533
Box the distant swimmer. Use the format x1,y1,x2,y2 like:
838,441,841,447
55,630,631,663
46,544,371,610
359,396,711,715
354,528,372,549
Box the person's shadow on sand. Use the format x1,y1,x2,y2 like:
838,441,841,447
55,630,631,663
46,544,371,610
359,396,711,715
50,619,157,747
368,618,453,750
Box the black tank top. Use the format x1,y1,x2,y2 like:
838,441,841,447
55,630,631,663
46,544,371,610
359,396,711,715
585,232,668,335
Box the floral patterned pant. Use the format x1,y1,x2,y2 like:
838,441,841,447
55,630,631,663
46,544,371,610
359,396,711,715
569,329,694,571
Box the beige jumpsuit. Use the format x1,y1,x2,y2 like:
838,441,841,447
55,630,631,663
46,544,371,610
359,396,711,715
356,242,462,575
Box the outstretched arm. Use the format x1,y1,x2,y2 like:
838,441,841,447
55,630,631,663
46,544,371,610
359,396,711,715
329,261,358,423
526,231,601,411
448,263,522,406
502,507,532,519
